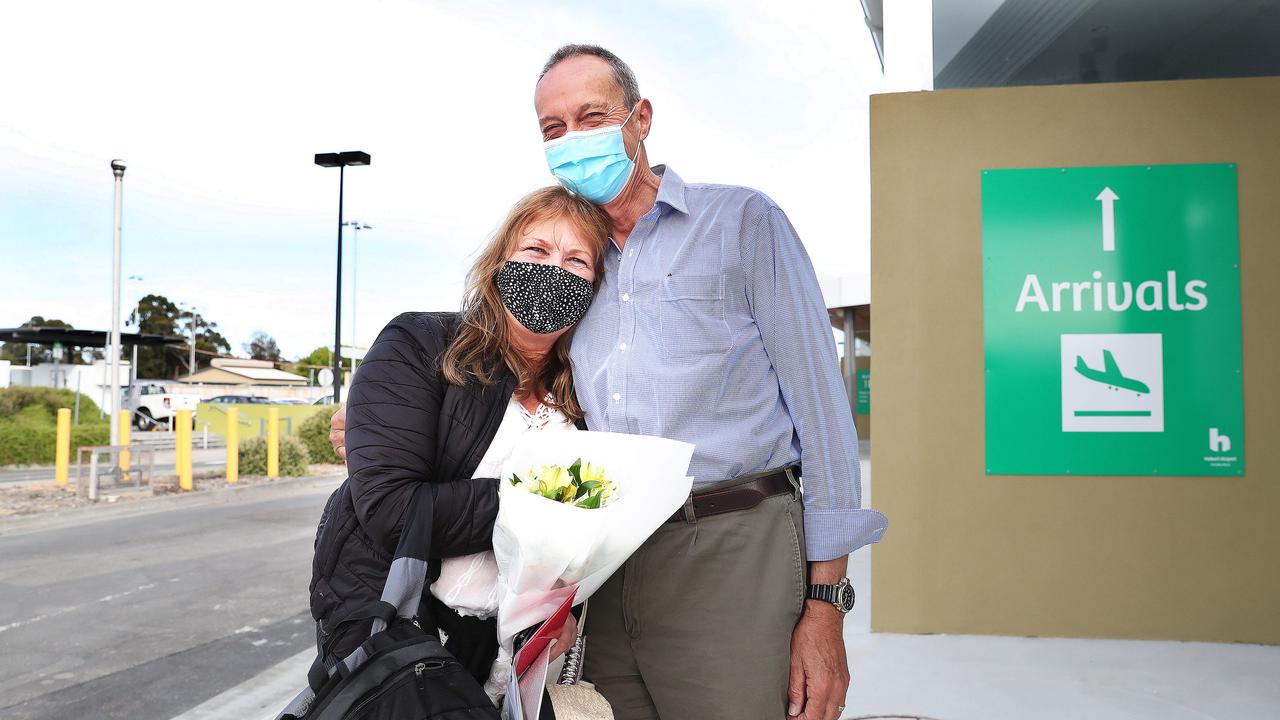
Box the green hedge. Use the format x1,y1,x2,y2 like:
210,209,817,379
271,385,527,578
0,387,112,465
239,435,310,477
0,386,101,419
0,420,110,466
297,406,341,465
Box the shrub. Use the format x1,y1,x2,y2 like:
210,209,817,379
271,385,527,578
0,386,101,420
0,418,110,466
239,435,310,477
297,406,341,465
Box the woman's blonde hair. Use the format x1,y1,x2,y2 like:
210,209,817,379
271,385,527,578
441,185,610,421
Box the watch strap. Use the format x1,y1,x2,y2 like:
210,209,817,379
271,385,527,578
807,580,854,612
806,583,837,604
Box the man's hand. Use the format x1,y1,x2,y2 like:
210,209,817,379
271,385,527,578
787,602,849,720
330,405,347,460
549,614,579,662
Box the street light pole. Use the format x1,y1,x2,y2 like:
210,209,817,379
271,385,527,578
336,165,344,404
188,307,198,380
315,151,371,405
109,160,126,448
343,221,371,348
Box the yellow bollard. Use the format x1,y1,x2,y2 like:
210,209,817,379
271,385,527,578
266,406,280,479
55,408,71,487
176,409,193,491
118,410,131,477
226,407,239,484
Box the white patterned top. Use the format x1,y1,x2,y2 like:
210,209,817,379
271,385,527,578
429,395,576,618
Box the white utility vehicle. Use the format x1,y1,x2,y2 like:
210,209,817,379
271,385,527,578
123,382,201,430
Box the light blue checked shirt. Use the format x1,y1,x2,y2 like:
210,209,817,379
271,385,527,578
569,166,887,561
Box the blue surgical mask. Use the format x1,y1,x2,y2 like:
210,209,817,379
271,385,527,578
543,105,639,205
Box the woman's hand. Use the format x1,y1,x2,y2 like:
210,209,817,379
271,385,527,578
330,405,347,460
548,613,579,662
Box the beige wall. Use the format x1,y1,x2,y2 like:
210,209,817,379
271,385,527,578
870,76,1280,644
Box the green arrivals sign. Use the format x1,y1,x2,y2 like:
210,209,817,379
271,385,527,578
856,369,871,415
982,163,1243,476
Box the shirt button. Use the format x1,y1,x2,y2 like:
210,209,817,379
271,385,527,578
612,393,621,402
621,293,631,302
618,342,627,351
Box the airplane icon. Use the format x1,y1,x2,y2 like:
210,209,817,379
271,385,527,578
1074,349,1150,395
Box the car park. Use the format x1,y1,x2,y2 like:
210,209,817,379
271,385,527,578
205,395,270,404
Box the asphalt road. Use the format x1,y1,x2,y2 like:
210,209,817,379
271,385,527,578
0,476,342,720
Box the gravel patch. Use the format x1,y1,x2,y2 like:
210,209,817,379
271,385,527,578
0,464,347,518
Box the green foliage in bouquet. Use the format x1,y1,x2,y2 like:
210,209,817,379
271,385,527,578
509,458,614,509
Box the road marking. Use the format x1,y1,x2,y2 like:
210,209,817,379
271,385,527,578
166,647,313,720
0,581,161,634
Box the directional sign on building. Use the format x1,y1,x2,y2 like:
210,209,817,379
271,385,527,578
982,163,1243,476
856,369,871,416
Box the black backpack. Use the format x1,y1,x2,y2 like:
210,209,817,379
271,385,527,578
277,484,500,720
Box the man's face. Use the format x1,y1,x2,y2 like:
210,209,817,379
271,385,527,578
535,55,645,155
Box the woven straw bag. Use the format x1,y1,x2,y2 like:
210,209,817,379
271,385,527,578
546,602,613,720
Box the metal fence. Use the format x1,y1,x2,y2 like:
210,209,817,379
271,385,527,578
74,444,157,501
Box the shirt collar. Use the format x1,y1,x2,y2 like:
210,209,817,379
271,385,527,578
606,165,688,254
652,164,689,215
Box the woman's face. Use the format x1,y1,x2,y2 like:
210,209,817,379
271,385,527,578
507,216,598,283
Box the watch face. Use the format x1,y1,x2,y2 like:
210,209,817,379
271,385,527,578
839,584,855,610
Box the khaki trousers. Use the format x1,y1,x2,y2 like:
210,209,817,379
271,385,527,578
582,475,807,720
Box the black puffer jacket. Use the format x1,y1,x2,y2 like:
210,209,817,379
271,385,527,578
308,311,519,682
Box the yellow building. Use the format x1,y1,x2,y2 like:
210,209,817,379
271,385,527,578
186,358,308,387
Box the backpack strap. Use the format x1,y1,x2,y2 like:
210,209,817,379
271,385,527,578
280,484,437,719
370,482,435,635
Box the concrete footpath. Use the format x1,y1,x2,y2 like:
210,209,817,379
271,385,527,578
169,600,1280,720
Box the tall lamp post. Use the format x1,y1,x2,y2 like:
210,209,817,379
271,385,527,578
126,275,144,384
109,160,126,447
314,151,371,405
179,303,199,379
343,221,372,349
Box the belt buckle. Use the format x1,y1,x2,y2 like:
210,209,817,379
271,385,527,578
680,493,696,524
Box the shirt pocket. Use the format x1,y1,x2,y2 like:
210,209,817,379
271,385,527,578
657,274,732,358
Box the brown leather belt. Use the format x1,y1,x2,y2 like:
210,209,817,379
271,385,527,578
666,466,798,524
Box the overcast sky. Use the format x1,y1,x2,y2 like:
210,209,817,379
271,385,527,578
0,0,883,360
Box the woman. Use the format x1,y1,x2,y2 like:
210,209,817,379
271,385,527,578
308,185,609,696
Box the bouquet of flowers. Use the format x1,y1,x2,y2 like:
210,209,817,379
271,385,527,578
494,431,693,647
492,431,694,717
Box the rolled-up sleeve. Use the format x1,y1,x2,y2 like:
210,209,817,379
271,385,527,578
747,207,888,561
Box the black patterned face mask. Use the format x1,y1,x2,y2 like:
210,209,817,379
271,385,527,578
495,260,594,334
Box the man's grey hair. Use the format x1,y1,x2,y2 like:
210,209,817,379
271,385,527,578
539,44,641,109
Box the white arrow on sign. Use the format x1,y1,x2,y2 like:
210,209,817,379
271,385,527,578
1096,187,1118,252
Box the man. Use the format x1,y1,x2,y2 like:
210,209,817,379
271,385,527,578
332,44,886,720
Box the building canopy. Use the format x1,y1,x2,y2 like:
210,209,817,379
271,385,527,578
0,326,185,347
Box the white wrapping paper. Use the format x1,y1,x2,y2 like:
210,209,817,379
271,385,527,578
493,431,694,649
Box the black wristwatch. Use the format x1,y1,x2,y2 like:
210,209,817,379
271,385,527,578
807,578,855,613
